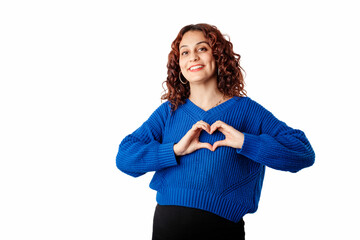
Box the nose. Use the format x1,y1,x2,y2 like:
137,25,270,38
190,52,199,62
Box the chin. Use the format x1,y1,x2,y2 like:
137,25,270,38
188,75,216,84
188,78,207,84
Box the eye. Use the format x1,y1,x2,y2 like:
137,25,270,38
198,47,207,52
181,51,188,56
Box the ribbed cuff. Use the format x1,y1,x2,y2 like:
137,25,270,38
236,133,261,160
157,142,178,168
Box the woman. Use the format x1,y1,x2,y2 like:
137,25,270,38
116,23,315,240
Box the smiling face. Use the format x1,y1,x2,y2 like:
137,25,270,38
179,31,217,84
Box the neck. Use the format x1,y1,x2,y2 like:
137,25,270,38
188,79,225,111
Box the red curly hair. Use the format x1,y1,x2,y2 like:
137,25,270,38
161,23,247,111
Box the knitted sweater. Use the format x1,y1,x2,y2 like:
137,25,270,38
116,96,315,222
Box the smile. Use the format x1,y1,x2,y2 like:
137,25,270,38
188,65,205,72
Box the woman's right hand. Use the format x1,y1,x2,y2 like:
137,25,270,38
173,120,213,156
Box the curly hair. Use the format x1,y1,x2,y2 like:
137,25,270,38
161,23,247,111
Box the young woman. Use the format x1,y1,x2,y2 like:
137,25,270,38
116,23,315,240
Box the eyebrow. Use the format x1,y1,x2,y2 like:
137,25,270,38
180,41,210,49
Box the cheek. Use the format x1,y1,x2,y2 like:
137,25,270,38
206,55,216,71
204,53,215,65
179,59,187,72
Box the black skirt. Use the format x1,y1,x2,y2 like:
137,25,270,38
152,204,245,240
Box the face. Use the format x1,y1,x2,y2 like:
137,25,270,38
179,31,216,84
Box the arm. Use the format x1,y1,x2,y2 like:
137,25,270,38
116,103,178,177
237,101,315,173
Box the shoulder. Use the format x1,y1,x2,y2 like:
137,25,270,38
147,100,172,122
156,100,172,113
233,96,266,110
234,96,275,118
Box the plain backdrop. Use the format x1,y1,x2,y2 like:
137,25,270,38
1,0,359,239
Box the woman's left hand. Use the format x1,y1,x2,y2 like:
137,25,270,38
210,120,245,151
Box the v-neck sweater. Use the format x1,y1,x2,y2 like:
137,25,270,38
116,96,315,222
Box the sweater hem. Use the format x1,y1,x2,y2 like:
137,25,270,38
156,188,254,223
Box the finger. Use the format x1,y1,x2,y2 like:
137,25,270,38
197,142,213,152
212,140,227,151
192,124,208,133
198,121,211,132
193,122,211,133
198,120,209,125
210,120,227,134
185,126,206,141
213,121,234,135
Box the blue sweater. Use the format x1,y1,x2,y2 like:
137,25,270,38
116,96,315,222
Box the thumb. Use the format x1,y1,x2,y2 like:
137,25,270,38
197,142,213,152
212,140,227,151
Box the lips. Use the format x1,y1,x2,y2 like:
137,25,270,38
188,64,205,72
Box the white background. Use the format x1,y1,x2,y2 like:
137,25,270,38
1,0,359,239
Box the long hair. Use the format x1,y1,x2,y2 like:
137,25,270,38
161,23,246,111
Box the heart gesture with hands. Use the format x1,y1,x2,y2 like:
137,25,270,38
173,120,245,156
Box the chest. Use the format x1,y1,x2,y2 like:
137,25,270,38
162,109,247,145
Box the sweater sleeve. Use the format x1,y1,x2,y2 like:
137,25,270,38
237,100,315,173
116,102,178,178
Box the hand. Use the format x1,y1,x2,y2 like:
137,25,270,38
173,120,244,156
210,120,244,151
173,120,213,156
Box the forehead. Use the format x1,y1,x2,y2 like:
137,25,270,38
179,31,207,48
